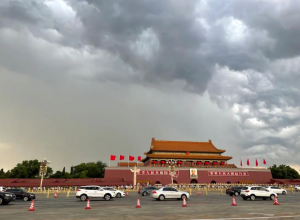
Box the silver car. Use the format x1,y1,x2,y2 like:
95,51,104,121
150,187,190,201
103,187,126,198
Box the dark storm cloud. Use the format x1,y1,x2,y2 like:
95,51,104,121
0,0,300,168
65,0,213,92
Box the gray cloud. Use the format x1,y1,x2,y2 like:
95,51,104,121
0,0,299,170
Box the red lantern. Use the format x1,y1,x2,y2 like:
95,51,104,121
205,161,209,165
152,161,157,164
177,161,182,164
161,161,166,164
220,162,225,165
196,161,201,165
213,162,217,165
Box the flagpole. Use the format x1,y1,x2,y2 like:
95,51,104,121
128,156,129,167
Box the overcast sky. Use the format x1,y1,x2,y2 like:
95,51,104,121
1,0,299,172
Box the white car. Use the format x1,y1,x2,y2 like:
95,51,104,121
295,186,300,191
0,187,6,192
240,186,277,201
265,186,287,195
150,187,190,201
103,187,125,198
76,185,116,201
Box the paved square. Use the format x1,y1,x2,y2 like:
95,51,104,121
1,192,300,220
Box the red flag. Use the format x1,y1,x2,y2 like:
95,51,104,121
240,159,242,167
119,155,125,161
263,158,266,165
138,156,142,161
110,155,116,161
129,155,135,161
247,158,250,166
256,159,258,167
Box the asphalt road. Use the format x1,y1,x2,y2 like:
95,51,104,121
1,192,300,220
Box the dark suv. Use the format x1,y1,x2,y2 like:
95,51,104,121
6,189,36,201
226,186,247,196
0,191,16,205
138,186,158,196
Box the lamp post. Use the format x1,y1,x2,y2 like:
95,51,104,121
167,160,178,187
130,166,140,189
39,158,51,191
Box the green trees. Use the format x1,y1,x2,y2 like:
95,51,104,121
0,168,5,178
71,161,106,178
50,161,106,178
0,160,106,179
0,160,53,178
269,164,300,179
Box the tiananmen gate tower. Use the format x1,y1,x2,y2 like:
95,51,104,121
105,138,272,185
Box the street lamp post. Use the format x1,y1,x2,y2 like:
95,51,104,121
167,160,178,187
39,158,51,191
130,166,140,189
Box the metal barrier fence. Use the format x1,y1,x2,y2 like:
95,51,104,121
20,183,298,195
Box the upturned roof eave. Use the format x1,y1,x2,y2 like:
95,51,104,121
144,154,232,160
150,149,226,153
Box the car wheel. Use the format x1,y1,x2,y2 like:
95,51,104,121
104,194,111,201
23,196,29,201
234,192,239,196
282,191,287,195
0,197,3,205
250,195,256,201
270,194,275,200
243,197,247,200
80,194,87,201
142,192,147,196
159,195,165,201
181,194,187,200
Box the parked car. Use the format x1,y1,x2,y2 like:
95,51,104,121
295,186,300,191
0,191,16,205
265,186,287,195
150,187,190,201
5,189,36,201
0,186,6,192
103,187,125,198
226,186,247,196
138,186,158,196
76,185,116,201
240,186,277,201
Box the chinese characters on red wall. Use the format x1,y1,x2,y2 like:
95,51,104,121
208,171,249,176
138,170,180,175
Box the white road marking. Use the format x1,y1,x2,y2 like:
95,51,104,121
191,215,300,220
247,213,275,216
